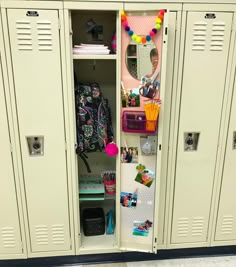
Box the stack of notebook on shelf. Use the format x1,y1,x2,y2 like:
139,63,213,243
79,176,105,201
73,43,110,55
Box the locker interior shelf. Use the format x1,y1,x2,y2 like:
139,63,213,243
80,231,117,251
79,199,116,251
73,54,117,60
79,176,105,201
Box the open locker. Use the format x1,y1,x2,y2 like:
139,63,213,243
64,2,122,253
64,1,169,254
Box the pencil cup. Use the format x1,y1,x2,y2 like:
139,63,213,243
104,180,116,195
101,171,116,195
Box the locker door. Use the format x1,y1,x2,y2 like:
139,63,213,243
7,9,71,252
0,55,23,256
171,12,233,244
215,78,236,241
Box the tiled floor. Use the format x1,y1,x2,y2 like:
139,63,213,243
75,256,236,267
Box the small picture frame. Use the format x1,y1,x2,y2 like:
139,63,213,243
120,192,138,208
121,147,138,163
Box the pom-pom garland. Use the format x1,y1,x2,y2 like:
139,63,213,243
121,9,166,44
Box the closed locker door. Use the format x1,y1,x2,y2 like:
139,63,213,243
171,12,233,244
7,9,71,252
215,78,236,241
0,56,23,255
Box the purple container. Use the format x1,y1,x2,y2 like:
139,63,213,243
122,110,157,134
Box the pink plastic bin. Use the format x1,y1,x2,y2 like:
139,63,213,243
122,110,157,134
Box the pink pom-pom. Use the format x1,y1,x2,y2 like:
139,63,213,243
122,21,128,27
105,142,119,157
160,9,166,15
150,31,155,36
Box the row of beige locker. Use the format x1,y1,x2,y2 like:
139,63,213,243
1,0,236,261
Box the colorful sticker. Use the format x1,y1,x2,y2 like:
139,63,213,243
120,191,138,208
133,220,153,236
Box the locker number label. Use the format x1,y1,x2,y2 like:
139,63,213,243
26,11,39,17
205,13,216,19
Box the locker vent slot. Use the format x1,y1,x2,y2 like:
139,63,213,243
52,224,65,245
192,22,207,51
1,227,16,248
177,217,189,237
16,20,32,51
210,22,225,51
221,215,234,235
37,21,53,51
192,217,204,236
35,225,49,245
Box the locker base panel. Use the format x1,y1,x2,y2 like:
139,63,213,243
79,232,118,253
1,245,236,266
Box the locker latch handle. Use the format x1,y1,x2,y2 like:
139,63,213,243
26,136,44,156
184,132,200,151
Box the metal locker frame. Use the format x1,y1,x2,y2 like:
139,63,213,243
166,4,236,249
0,7,27,260
1,0,75,258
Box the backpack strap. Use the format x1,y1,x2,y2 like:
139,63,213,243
79,152,92,173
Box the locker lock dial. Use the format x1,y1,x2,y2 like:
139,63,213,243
27,136,44,156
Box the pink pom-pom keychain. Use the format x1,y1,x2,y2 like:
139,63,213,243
105,141,119,157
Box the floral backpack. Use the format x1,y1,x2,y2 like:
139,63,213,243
75,79,114,172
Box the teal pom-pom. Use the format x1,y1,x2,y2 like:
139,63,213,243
128,30,134,36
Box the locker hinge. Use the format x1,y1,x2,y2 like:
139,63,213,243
165,27,168,35
9,142,13,153
159,144,162,151
21,241,24,253
231,22,234,32
65,141,67,151
58,18,61,30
